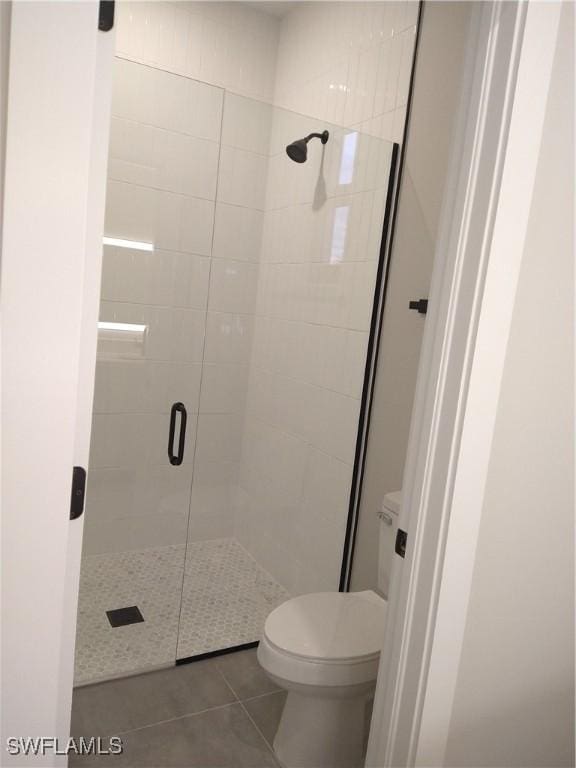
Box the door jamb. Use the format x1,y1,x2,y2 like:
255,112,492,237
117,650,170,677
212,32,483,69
1,2,114,756
365,1,563,765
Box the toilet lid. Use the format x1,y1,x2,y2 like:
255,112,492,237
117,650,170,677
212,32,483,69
263,592,387,662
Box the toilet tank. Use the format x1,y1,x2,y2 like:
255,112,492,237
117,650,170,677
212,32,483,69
377,491,402,598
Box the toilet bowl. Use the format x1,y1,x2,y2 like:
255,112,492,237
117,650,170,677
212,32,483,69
257,589,387,768
257,491,401,768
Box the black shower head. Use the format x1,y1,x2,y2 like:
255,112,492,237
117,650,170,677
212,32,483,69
286,130,329,163
286,138,308,163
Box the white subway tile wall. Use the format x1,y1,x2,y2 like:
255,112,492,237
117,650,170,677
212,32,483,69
113,2,417,141
273,2,418,142
87,55,226,555
84,2,416,647
229,99,393,594
114,2,280,102
229,1,417,593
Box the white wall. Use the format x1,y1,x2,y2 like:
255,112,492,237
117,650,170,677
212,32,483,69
114,1,279,101
444,4,574,764
1,3,103,760
274,1,417,142
114,0,418,141
0,2,9,239
0,0,11,738
351,1,474,594
236,114,392,593
232,1,418,593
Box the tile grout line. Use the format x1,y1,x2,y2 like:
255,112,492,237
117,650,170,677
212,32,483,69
238,699,279,760
213,664,242,703
105,685,281,745
240,689,282,705
111,699,239,739
211,653,282,707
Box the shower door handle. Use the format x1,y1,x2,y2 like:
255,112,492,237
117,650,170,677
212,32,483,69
168,402,187,466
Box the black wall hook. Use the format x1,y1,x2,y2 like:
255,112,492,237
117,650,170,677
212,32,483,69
409,298,428,315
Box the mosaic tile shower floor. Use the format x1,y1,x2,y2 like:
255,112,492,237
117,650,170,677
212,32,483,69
74,539,289,685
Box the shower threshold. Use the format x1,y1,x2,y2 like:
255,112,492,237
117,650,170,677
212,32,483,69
74,538,289,685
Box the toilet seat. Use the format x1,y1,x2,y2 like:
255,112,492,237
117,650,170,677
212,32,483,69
259,590,387,687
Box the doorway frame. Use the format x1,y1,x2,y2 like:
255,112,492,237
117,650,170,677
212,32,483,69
1,2,114,759
365,1,564,765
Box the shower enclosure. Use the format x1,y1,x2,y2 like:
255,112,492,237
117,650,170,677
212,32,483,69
75,56,397,684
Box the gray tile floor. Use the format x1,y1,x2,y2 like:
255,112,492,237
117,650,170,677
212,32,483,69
70,649,287,767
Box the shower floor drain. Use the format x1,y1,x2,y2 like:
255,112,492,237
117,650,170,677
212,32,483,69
106,606,144,628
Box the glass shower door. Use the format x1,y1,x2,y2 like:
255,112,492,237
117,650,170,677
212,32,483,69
74,59,224,685
75,65,396,682
175,93,396,661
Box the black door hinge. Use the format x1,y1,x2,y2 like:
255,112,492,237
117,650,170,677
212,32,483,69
409,298,428,315
70,467,87,520
98,1,115,32
395,528,407,558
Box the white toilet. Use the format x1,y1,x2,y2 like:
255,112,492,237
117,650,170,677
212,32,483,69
257,491,401,768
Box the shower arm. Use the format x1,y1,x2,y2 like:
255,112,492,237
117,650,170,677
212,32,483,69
305,131,329,145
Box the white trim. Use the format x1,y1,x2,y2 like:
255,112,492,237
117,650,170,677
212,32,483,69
59,19,115,746
0,3,113,760
364,0,560,764
415,3,563,763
